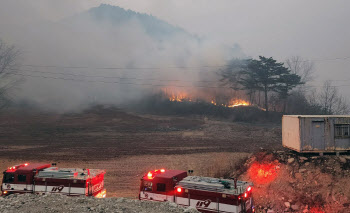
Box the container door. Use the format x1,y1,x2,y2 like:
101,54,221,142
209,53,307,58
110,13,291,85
311,121,325,150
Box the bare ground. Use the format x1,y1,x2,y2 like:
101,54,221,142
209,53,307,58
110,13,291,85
0,107,281,197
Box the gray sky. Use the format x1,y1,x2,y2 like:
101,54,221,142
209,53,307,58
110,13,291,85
1,0,350,101
2,1,349,65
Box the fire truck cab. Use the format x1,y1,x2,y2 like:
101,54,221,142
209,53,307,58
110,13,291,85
139,169,187,202
139,169,254,213
1,163,106,198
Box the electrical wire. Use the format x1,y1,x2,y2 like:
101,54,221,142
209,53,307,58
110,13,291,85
17,56,350,70
6,70,350,89
5,72,227,89
7,68,218,83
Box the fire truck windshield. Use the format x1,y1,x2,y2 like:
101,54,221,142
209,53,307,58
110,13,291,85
143,181,152,191
3,173,15,183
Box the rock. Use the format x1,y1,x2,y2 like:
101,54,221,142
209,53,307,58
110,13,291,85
184,207,198,213
267,210,275,213
295,173,302,180
299,157,308,162
339,157,347,163
284,202,291,208
169,202,178,207
299,169,307,173
305,162,310,166
291,204,299,210
288,158,295,164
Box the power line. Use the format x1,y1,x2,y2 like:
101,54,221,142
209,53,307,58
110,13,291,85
307,56,350,62
20,64,228,70
7,68,219,83
17,56,350,70
6,71,350,89
10,65,350,87
5,72,227,89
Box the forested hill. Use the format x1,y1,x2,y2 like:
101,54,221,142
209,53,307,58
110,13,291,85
67,4,196,41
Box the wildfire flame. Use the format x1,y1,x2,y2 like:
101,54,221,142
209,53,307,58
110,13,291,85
210,99,250,108
168,93,192,102
163,89,250,108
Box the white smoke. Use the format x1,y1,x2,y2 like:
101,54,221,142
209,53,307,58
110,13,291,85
0,2,245,112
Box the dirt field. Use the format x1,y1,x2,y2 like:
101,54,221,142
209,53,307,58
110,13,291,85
0,107,282,197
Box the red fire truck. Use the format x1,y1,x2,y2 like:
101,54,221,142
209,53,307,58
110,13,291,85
1,163,106,198
139,169,254,213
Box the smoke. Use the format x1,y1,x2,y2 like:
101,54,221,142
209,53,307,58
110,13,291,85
0,2,245,112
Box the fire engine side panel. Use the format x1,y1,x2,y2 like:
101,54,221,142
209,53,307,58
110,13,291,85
89,173,105,196
175,193,241,213
139,191,174,202
34,185,85,196
1,183,32,193
34,178,86,196
219,201,240,213
282,116,301,152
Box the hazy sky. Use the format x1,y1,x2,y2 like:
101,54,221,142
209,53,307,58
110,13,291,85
1,0,349,99
2,1,349,65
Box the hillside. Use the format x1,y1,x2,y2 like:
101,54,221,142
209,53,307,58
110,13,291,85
65,4,196,41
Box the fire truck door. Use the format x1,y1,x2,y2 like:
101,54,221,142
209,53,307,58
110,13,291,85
240,198,252,213
241,201,246,213
88,182,92,196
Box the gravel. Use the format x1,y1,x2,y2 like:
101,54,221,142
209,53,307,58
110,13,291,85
0,194,199,213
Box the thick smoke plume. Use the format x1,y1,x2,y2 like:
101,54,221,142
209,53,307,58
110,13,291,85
0,3,245,112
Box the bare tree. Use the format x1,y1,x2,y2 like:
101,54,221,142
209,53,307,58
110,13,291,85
318,81,349,114
333,94,349,115
285,56,314,84
0,39,19,108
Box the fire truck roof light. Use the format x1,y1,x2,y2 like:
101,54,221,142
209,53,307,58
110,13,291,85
247,186,251,192
24,163,29,166
160,169,165,173
147,172,153,179
177,187,182,193
244,193,247,198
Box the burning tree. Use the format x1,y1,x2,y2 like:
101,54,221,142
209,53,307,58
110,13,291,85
221,56,302,113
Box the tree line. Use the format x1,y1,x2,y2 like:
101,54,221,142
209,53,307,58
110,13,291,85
220,56,349,115
0,37,349,115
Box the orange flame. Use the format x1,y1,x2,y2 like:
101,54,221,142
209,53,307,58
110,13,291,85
162,89,251,108
227,99,250,107
210,99,250,108
168,93,192,102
